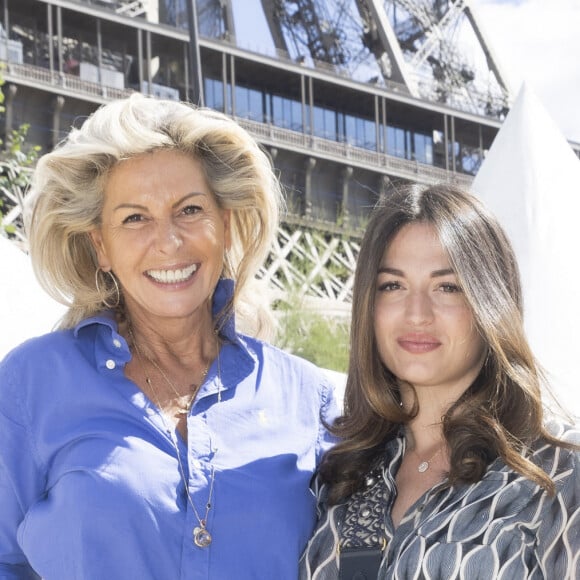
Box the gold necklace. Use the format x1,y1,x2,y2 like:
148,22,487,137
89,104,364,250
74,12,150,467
126,326,209,415
129,327,221,547
144,354,209,416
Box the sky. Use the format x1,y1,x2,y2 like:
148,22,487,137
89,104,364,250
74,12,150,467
471,0,580,144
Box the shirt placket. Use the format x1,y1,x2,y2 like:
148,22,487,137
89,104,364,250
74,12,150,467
178,408,214,579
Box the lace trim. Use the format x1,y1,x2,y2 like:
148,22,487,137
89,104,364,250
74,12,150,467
340,457,389,549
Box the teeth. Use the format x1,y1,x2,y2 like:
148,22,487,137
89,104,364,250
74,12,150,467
148,264,198,283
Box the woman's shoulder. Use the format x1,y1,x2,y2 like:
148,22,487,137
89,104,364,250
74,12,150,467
1,328,73,367
239,333,334,377
237,334,344,404
0,330,76,420
540,418,580,450
532,419,580,479
0,313,117,371
544,417,580,440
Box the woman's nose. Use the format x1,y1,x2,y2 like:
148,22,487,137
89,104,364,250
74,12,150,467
155,219,183,253
405,291,434,325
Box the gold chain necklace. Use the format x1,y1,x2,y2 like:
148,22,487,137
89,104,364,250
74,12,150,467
145,354,209,416
129,327,221,548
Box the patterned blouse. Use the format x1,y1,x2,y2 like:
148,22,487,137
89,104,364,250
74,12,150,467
299,421,580,579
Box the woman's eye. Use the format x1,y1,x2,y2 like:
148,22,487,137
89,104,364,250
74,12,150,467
378,281,402,292
439,282,462,293
122,213,143,224
181,205,202,216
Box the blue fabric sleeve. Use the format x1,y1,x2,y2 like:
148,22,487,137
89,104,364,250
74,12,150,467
0,355,43,579
316,377,341,464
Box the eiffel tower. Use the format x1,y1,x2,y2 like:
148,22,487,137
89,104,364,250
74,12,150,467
0,0,569,314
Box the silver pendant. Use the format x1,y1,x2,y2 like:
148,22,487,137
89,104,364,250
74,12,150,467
194,526,212,548
417,461,429,473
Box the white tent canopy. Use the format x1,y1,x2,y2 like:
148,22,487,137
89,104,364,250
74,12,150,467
0,236,66,360
471,84,580,417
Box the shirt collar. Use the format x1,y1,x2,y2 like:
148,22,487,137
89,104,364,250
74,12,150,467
72,278,246,384
211,277,237,342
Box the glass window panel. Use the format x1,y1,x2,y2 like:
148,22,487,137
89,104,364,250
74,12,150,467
205,78,224,111
272,95,283,126
324,108,336,141
414,133,425,163
248,88,264,121
345,115,356,146
313,106,326,139
363,119,376,150
290,100,303,132
235,85,249,117
387,126,407,159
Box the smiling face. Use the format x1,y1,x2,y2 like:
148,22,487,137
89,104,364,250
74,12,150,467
90,149,230,327
373,222,486,401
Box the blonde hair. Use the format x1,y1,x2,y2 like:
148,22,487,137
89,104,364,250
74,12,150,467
25,93,282,335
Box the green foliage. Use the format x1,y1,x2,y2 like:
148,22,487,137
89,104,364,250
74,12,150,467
3,122,41,164
273,295,350,373
0,74,41,236
0,197,16,235
0,124,40,237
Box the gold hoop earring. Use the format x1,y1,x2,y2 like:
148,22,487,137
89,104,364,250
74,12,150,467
95,267,121,309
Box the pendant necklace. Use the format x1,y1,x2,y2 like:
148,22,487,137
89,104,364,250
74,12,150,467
413,446,443,473
129,327,221,548
142,350,209,416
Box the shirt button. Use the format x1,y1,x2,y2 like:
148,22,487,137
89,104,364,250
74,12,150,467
105,359,116,370
191,459,202,470
113,339,122,348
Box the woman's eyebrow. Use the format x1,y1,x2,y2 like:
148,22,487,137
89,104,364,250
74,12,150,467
377,267,455,277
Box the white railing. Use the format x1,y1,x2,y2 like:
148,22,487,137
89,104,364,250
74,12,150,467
236,117,473,188
2,61,134,101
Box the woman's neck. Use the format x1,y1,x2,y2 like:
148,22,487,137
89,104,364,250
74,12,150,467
400,385,450,454
121,310,218,371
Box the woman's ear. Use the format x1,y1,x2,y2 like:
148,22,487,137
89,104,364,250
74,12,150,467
89,228,111,271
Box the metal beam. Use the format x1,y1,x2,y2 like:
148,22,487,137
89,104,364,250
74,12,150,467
463,0,512,100
187,0,205,105
359,0,419,96
260,0,291,53
410,0,466,69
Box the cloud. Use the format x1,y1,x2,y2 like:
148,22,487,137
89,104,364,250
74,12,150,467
472,0,580,143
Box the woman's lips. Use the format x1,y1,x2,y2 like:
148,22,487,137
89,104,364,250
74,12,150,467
397,334,441,353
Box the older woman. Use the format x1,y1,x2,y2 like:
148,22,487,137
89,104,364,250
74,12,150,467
300,184,579,579
0,94,338,579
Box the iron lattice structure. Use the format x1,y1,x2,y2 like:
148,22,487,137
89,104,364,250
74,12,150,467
258,0,511,118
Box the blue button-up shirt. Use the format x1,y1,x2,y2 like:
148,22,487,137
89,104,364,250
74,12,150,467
0,280,339,579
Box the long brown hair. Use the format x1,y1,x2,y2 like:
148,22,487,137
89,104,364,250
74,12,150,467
321,183,574,503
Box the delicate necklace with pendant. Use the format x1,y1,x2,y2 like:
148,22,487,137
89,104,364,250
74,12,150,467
136,344,209,416
129,326,221,548
412,446,443,473
148,356,208,416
